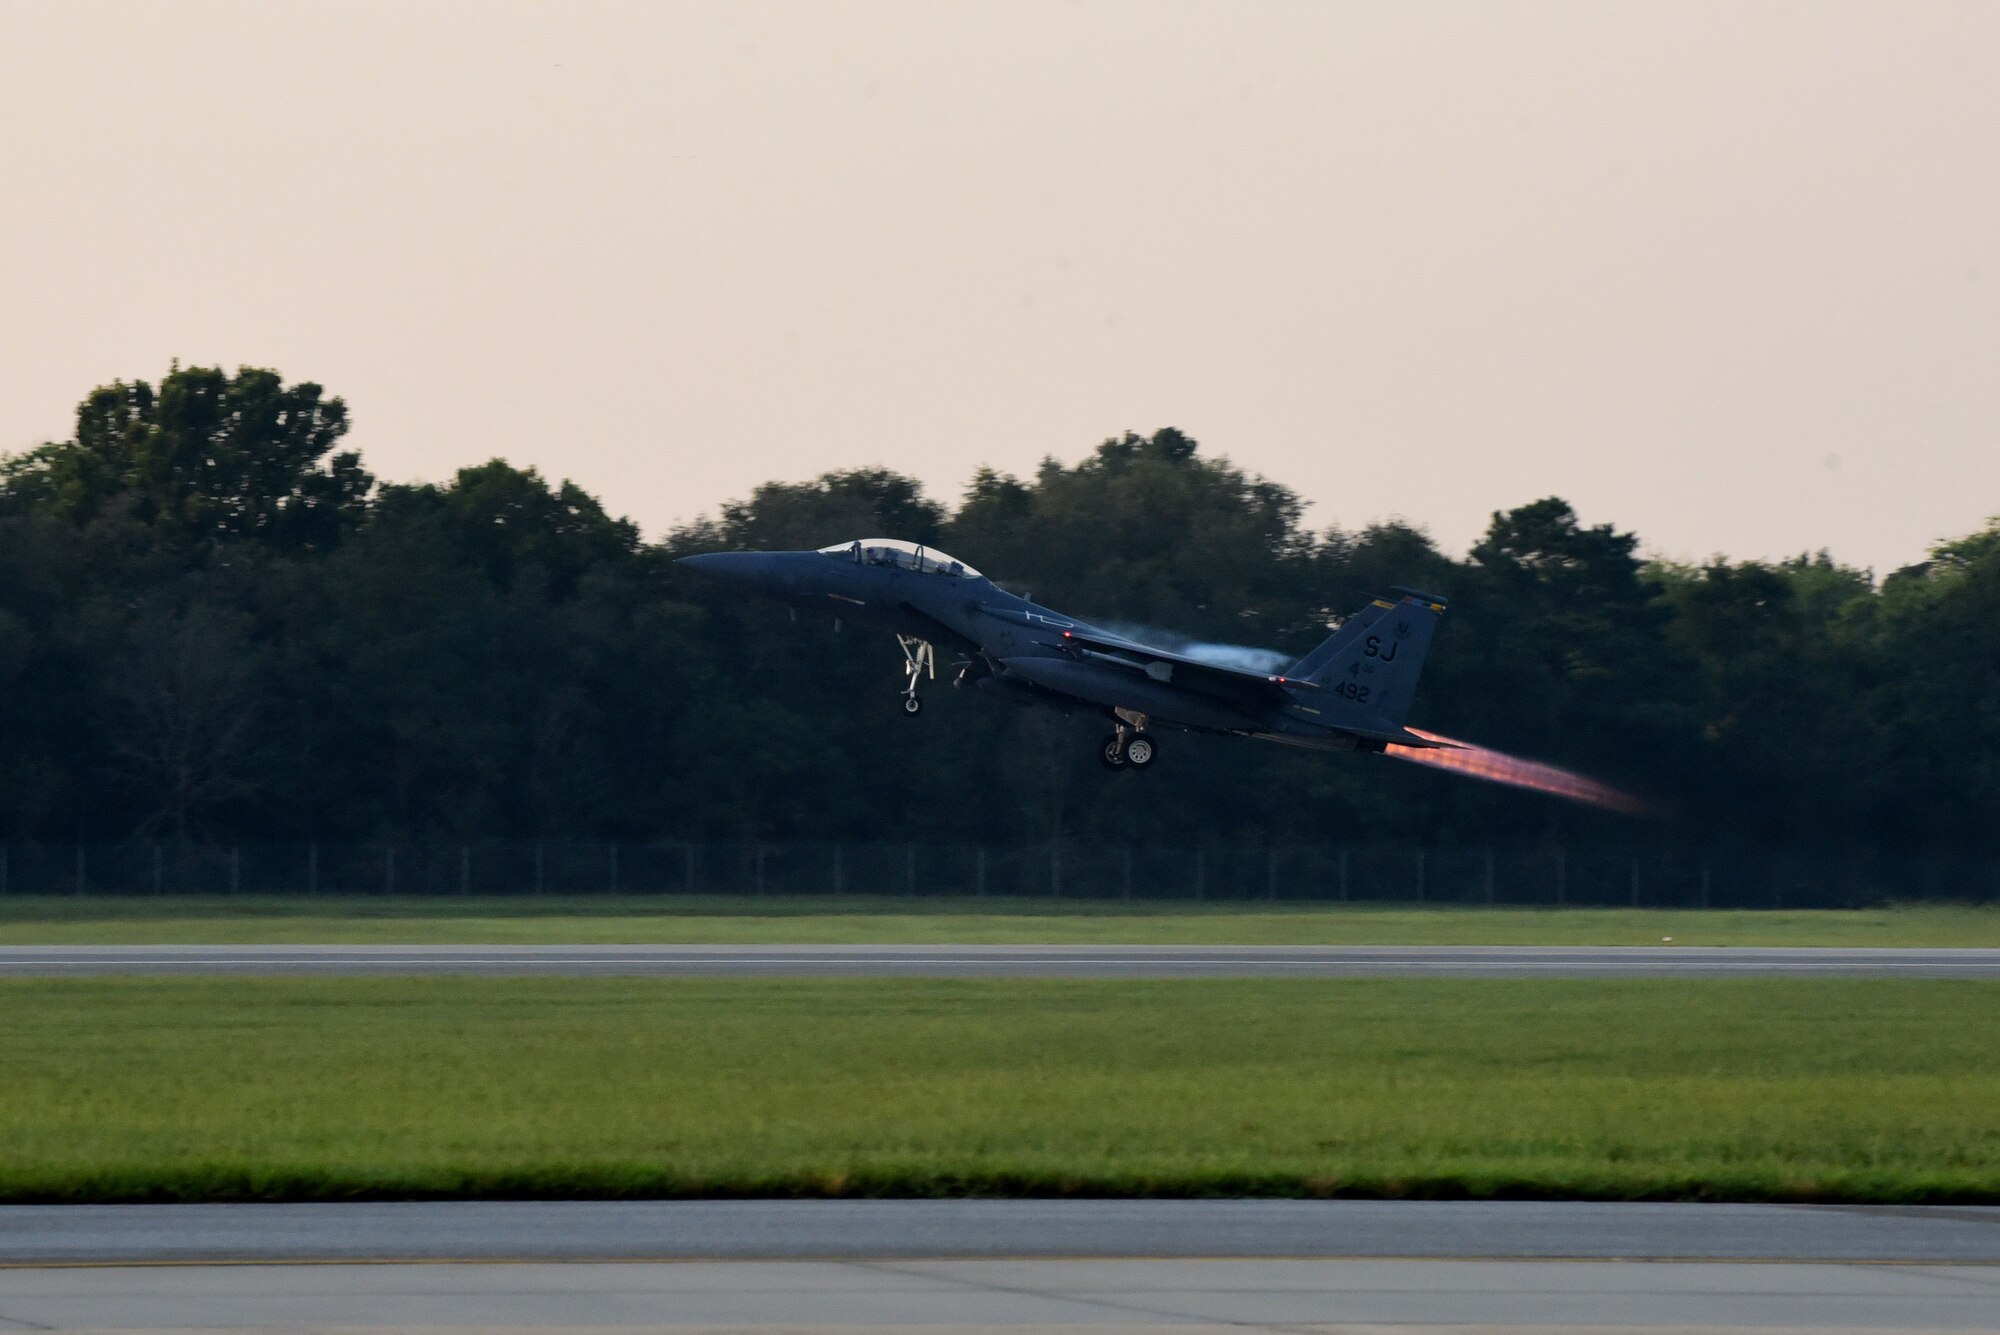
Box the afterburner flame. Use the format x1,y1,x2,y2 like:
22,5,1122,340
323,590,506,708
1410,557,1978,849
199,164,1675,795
1386,728,1654,816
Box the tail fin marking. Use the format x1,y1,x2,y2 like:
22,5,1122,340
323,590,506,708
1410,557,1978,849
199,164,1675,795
1298,593,1445,731
1284,600,1392,681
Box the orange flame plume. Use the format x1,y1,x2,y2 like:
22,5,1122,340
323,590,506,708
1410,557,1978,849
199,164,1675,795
1386,728,1655,816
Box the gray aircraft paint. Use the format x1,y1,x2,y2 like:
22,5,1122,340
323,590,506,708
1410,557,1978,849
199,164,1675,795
680,539,1450,763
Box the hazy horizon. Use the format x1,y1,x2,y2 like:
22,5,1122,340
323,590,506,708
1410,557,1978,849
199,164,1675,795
4,0,1995,575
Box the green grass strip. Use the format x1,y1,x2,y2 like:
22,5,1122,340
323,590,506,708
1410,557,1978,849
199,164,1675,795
7,896,2000,945
4,976,1999,1204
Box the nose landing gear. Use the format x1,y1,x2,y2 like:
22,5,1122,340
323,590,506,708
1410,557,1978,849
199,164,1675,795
898,636,934,716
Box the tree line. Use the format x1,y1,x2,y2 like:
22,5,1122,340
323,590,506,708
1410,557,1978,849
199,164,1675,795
1,364,1993,855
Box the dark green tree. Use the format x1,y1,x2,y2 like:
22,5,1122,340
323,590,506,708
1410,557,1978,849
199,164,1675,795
2,365,371,554
12,363,2000,871
701,467,946,554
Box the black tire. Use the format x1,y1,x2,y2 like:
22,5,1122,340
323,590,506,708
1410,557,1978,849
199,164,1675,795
1099,733,1127,769
901,695,923,716
1124,734,1157,768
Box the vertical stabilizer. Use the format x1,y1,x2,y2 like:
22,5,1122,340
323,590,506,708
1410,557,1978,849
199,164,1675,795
1301,593,1446,730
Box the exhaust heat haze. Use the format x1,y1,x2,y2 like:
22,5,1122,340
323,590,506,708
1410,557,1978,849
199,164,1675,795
1388,729,1654,816
1095,623,1294,675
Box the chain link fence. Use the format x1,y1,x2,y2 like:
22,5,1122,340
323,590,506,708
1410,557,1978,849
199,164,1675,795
0,841,1991,907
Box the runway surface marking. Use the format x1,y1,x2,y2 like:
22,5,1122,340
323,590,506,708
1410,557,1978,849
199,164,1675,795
5,944,2000,976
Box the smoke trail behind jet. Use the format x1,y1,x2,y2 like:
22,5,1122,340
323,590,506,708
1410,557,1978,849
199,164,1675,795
1388,728,1655,816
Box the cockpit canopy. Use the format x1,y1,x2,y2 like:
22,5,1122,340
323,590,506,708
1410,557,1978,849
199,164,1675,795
817,538,982,579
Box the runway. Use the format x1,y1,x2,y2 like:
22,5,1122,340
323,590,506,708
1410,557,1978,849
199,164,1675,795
5,943,2000,977
5,1202,1999,1331
8,1200,2000,1264
6,1257,2000,1331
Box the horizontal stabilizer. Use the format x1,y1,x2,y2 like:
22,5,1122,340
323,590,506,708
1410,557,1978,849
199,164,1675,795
1349,725,1459,750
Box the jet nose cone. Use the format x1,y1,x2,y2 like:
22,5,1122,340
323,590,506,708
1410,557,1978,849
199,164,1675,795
677,550,777,590
676,552,729,575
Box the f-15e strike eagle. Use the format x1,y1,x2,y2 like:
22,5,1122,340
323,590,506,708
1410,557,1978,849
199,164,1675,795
679,538,1453,771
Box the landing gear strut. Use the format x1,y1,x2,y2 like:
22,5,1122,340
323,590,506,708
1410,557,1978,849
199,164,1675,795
898,636,934,716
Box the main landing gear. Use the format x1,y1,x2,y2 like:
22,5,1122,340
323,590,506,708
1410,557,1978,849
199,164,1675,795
1099,718,1158,771
898,636,935,716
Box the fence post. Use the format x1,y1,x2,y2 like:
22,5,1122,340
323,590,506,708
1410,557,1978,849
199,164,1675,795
1414,850,1425,902
1338,848,1350,902
308,843,319,895
385,845,396,896
609,843,619,894
1484,849,1496,905
1555,854,1567,906
230,846,241,896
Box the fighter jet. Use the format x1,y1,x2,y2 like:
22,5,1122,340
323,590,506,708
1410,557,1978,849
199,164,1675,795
679,538,1452,770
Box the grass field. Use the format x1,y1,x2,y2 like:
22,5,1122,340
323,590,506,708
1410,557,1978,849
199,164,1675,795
5,895,2000,945
3,976,1997,1204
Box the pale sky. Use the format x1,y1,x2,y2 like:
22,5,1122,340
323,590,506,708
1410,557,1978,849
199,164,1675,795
2,1,1995,575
